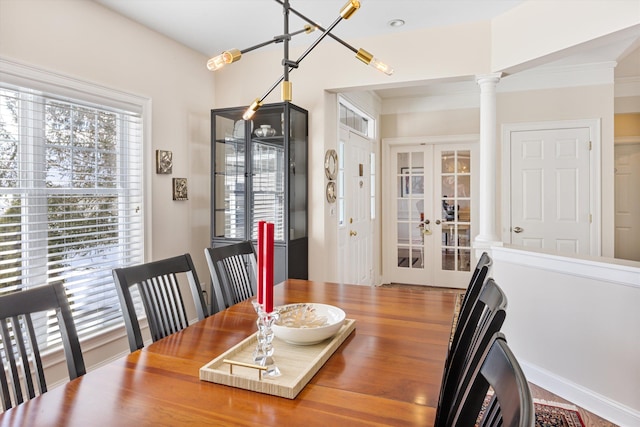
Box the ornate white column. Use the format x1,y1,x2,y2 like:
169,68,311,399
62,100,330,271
474,73,502,249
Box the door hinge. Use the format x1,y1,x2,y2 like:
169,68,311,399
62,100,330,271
589,141,592,151
589,213,592,223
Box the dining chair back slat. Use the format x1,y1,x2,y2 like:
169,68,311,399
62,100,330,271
451,332,535,427
451,251,492,351
435,278,508,427
112,253,208,352
205,242,257,314
0,282,85,411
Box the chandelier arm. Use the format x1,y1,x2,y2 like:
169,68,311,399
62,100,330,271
255,7,348,104
257,75,286,104
240,26,314,55
293,14,344,66
273,0,358,54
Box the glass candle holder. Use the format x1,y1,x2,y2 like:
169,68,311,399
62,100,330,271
251,300,281,378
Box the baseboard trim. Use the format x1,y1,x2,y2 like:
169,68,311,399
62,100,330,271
522,360,640,426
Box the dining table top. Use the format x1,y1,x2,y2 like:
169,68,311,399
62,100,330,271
0,279,456,427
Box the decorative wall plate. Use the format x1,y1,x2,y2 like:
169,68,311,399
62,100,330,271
324,149,337,180
326,181,336,203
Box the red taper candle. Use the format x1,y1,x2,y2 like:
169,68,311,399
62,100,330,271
264,222,274,313
257,221,265,305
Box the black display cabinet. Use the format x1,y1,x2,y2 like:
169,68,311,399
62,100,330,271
210,102,308,287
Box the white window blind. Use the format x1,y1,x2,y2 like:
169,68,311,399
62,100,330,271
0,80,144,350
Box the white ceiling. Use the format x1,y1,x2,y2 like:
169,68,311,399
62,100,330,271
93,0,526,57
93,0,639,98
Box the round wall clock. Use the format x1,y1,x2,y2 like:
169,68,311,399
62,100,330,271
324,149,338,180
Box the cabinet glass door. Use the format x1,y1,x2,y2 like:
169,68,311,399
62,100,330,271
289,106,307,241
249,107,285,241
212,111,247,239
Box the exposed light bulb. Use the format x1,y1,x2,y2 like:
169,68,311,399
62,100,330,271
206,48,241,71
243,99,262,120
369,57,394,76
355,48,394,76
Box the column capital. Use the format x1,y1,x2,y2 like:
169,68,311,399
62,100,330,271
475,72,503,86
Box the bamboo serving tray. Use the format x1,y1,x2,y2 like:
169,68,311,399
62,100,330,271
199,318,356,399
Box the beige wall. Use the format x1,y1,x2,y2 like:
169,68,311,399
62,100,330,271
380,108,480,139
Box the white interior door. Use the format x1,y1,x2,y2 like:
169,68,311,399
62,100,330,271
615,143,640,261
510,127,591,254
338,130,373,285
385,142,476,288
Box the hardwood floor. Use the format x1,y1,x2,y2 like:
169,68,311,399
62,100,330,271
382,283,619,426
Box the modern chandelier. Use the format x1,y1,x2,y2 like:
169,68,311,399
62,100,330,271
206,0,393,120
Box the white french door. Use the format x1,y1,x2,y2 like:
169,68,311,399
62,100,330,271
384,141,477,288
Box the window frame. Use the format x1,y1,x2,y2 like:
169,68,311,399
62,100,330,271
0,57,152,359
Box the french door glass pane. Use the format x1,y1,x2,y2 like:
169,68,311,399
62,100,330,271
397,151,425,269
440,150,471,272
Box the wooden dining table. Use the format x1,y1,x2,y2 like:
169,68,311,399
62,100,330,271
0,279,456,426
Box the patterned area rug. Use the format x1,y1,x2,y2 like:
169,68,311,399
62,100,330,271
533,399,585,427
479,393,585,427
450,292,464,344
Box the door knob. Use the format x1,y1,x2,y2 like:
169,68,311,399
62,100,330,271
513,226,524,233
435,219,441,225
349,230,357,236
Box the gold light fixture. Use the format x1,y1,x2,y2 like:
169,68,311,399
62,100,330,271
206,0,393,120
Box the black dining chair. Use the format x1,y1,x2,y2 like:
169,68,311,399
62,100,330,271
450,251,492,351
204,241,257,314
435,252,492,424
435,278,508,427
0,282,86,411
450,332,535,427
112,253,208,352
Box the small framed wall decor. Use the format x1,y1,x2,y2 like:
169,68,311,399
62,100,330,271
172,178,188,201
156,150,173,174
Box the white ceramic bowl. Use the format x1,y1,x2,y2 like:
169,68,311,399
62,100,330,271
272,303,345,345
